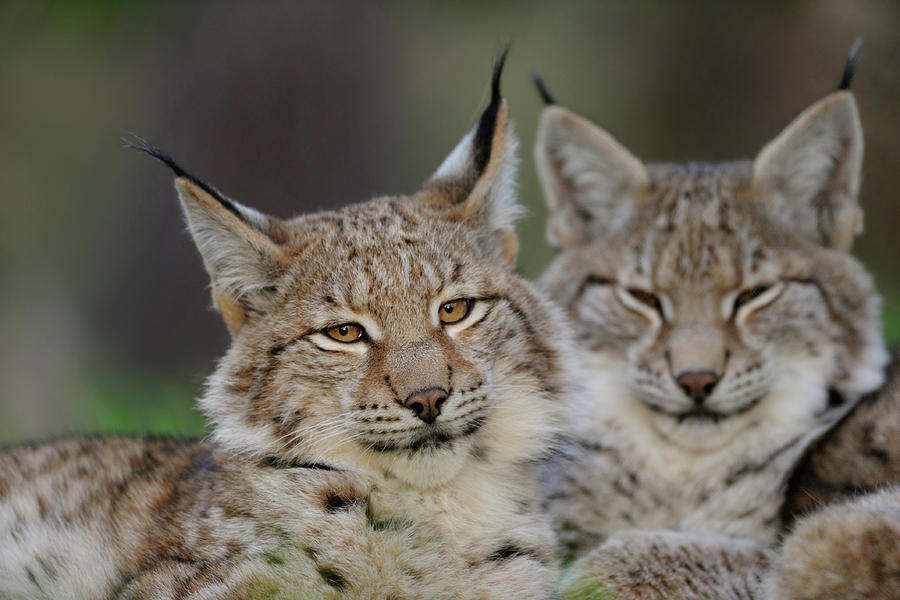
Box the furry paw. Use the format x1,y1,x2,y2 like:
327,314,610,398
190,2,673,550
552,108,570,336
559,529,771,600
773,485,900,600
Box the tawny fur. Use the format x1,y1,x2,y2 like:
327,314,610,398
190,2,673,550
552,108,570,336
0,58,574,599
560,530,772,600
783,350,900,525
536,88,889,557
768,485,900,600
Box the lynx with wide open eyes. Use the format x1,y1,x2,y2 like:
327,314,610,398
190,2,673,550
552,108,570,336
324,323,365,343
439,298,473,324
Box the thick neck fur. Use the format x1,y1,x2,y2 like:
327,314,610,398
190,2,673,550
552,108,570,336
571,347,849,544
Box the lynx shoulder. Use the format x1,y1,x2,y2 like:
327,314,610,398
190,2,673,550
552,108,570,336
783,350,900,524
534,60,888,554
0,53,573,599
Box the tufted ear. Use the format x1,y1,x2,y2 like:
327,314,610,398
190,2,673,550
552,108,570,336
752,90,863,252
126,137,287,333
533,88,648,249
421,47,521,265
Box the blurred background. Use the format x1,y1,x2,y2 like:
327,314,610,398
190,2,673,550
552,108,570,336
1,1,898,444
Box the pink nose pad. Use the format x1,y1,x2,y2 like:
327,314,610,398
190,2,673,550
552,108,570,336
675,371,721,404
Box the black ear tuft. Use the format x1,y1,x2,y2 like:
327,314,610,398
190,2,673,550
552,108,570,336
122,133,245,222
472,43,510,175
531,68,556,106
838,37,862,91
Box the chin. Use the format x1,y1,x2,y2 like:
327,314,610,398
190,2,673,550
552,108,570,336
371,435,474,488
644,401,760,452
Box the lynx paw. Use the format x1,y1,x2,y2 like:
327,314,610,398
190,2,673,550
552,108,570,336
773,486,900,600
559,529,771,600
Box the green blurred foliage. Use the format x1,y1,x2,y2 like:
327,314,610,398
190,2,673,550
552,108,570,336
83,368,206,437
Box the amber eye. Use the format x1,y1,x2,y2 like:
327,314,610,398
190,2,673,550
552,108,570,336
439,298,473,324
626,288,662,313
733,285,771,315
324,323,365,343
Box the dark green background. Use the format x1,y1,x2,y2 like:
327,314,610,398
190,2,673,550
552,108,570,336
2,1,898,444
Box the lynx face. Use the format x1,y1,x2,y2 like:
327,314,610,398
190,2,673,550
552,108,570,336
208,200,564,488
537,91,888,451
131,59,567,490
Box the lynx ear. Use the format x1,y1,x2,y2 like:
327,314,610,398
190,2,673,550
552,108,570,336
534,100,649,249
422,48,521,264
126,138,287,332
752,91,863,251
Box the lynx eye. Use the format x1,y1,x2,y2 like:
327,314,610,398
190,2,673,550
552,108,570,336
733,285,771,315
626,288,662,313
439,298,473,324
324,323,365,343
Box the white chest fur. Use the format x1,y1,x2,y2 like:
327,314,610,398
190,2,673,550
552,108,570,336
545,352,854,551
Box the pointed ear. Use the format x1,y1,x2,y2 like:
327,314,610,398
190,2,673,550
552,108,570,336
126,137,287,332
752,91,863,251
534,104,648,249
421,48,521,265
174,178,288,330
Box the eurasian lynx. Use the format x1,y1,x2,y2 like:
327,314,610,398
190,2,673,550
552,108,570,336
534,56,889,557
0,53,573,599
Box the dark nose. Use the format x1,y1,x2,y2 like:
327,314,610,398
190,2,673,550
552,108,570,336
402,387,447,424
675,370,721,404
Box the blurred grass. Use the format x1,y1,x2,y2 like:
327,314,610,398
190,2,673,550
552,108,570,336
81,369,206,438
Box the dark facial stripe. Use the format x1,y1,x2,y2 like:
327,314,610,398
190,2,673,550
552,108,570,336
577,276,613,301
259,456,340,471
484,544,541,564
724,433,805,486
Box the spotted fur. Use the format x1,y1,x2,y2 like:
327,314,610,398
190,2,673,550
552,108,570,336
560,530,773,600
0,54,573,599
782,350,900,525
535,82,888,556
767,485,900,600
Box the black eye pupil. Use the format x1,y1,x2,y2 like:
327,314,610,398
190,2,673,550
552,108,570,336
339,326,348,335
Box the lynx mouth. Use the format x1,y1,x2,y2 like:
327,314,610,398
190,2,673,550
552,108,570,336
642,396,763,424
366,416,487,453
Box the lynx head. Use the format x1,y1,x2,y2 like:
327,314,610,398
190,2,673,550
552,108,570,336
131,52,569,488
534,58,887,451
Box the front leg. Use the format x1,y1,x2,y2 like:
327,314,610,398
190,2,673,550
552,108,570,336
559,530,772,600
471,542,558,600
773,485,900,600
462,510,560,600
